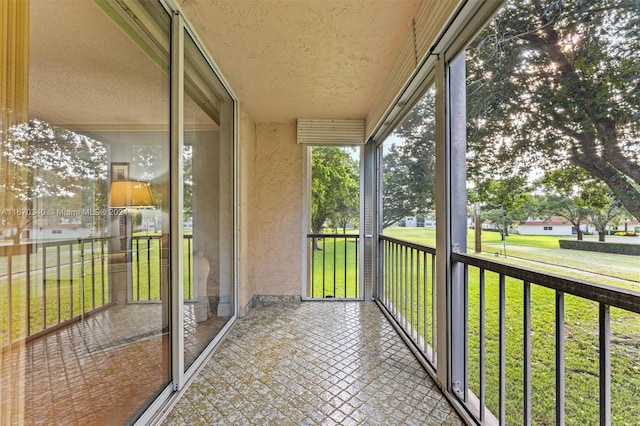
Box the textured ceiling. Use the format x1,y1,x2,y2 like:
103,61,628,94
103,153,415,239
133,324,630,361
29,0,171,129
27,0,421,128
178,0,421,124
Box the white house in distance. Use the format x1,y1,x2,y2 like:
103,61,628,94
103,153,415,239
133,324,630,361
514,216,587,236
396,215,436,228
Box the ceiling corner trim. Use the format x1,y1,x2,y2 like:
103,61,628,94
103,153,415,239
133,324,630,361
297,119,366,145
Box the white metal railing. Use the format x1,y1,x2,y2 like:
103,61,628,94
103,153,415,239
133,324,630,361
378,235,437,369
377,235,640,424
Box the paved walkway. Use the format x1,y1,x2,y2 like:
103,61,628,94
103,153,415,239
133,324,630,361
163,301,462,425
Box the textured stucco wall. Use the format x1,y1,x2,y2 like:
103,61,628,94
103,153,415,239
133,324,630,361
238,103,256,313
251,123,302,297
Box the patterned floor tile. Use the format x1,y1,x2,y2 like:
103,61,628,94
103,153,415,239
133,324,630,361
163,301,461,425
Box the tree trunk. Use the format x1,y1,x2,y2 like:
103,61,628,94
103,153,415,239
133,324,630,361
598,231,606,242
576,228,583,241
11,222,25,245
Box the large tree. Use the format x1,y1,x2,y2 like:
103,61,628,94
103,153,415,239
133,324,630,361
476,176,532,238
467,0,640,221
581,182,623,242
382,90,436,228
311,146,359,233
1,119,108,243
537,167,596,240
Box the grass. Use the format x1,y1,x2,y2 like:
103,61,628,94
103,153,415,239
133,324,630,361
0,261,110,342
383,227,640,285
0,235,195,345
130,233,195,301
464,271,640,424
309,234,360,298
381,227,640,425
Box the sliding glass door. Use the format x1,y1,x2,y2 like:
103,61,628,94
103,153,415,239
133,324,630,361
0,1,172,423
0,1,236,423
182,31,235,371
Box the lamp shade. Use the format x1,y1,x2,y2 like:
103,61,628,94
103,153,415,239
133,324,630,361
109,181,155,208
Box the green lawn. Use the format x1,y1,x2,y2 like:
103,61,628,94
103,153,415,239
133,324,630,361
384,227,640,285
0,259,109,343
309,234,359,298
381,227,640,425
0,235,195,345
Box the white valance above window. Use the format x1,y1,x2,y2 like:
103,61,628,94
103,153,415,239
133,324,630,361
297,119,366,145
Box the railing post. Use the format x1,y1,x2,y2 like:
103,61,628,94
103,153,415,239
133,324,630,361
69,243,74,320
437,49,468,398
524,281,532,426
599,303,611,425
479,269,486,423
556,291,565,425
7,250,13,342
26,246,31,337
499,274,506,422
42,244,47,330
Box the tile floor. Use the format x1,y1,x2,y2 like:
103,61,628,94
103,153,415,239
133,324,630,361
162,301,462,425
1,304,171,425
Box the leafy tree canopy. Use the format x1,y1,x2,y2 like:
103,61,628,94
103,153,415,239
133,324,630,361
476,175,533,236
467,0,640,221
3,119,107,201
536,167,594,239
311,146,359,233
1,119,108,241
382,90,436,228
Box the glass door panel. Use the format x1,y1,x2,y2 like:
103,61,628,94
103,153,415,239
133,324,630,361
0,1,171,423
183,32,235,370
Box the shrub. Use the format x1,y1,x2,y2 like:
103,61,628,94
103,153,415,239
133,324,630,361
614,231,637,237
559,239,640,255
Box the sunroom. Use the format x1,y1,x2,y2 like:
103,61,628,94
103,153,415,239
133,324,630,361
1,0,638,424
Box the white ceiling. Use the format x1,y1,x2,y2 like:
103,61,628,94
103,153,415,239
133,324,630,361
27,0,422,127
177,0,421,124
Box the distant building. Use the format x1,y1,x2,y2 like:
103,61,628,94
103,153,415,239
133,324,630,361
396,215,436,228
28,223,94,240
515,217,586,236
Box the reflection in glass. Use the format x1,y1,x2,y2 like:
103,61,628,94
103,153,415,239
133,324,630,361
0,1,171,424
183,32,235,370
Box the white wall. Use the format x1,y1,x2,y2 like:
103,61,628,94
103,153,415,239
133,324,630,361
250,123,302,298
516,224,573,236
